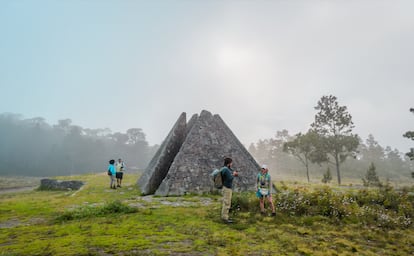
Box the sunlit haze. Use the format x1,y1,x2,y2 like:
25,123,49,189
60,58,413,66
1,0,413,152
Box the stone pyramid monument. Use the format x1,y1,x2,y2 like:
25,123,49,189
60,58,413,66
137,110,261,196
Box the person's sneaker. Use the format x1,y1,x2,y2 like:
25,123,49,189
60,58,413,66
271,212,276,217
222,219,234,224
117,185,121,188
260,211,266,216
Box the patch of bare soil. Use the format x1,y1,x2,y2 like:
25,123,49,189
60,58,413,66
0,186,37,195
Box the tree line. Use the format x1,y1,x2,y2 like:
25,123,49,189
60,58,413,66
1,98,412,181
0,113,158,176
248,95,414,184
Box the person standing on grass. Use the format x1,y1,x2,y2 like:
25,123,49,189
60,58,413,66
115,158,125,188
256,164,276,216
108,159,117,189
221,157,239,224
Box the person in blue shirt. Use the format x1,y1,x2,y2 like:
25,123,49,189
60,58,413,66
256,164,276,216
221,157,239,223
108,159,117,189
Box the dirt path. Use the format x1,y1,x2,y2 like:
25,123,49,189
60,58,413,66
0,186,37,195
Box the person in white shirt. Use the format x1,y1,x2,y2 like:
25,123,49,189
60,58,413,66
115,158,126,188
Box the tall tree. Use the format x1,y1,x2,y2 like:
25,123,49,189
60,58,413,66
364,134,385,162
384,146,408,178
403,108,414,160
310,95,359,185
353,134,387,177
126,128,146,145
283,131,327,183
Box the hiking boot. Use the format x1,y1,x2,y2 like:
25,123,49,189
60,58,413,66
117,185,121,188
260,211,266,216
222,219,234,224
271,212,276,217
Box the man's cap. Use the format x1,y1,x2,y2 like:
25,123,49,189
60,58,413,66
261,164,268,169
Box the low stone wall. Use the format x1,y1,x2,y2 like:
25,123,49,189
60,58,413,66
39,179,84,191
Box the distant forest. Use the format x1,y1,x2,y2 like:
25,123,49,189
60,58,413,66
248,130,413,182
0,113,159,176
1,105,413,182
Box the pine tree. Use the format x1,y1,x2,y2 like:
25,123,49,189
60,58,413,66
321,167,332,184
362,162,382,187
310,95,359,185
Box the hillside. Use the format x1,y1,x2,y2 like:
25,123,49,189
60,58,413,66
0,173,413,255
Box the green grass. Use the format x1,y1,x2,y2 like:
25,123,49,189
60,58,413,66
0,173,413,255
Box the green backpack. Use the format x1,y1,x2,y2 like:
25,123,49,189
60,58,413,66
211,169,223,189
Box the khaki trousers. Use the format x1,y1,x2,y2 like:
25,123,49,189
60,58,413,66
221,186,232,220
109,175,116,187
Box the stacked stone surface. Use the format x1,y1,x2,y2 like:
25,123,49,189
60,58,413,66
137,110,261,196
137,112,187,195
39,179,84,190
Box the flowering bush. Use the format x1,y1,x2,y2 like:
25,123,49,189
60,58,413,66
231,184,414,229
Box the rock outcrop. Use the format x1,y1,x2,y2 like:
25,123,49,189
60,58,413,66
39,179,84,191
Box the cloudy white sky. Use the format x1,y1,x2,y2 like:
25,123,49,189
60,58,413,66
1,0,413,152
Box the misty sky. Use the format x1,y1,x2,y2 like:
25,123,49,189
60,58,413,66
1,0,413,152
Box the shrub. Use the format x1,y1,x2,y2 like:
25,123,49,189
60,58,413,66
217,184,414,229
56,200,137,222
231,192,257,213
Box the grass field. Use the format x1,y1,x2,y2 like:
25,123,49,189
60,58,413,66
0,173,413,255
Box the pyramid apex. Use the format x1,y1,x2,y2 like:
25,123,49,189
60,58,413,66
200,109,212,117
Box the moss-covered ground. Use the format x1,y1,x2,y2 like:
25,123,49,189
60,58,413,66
0,173,413,255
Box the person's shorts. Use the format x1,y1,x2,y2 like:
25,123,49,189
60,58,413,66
256,188,269,198
116,172,123,179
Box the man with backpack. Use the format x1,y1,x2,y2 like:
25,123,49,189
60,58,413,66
221,157,239,224
108,159,117,189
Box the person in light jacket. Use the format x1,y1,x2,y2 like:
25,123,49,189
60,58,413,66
256,164,276,216
115,158,125,188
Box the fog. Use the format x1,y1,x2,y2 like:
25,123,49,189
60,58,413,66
0,1,413,177
0,113,412,182
0,114,157,176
